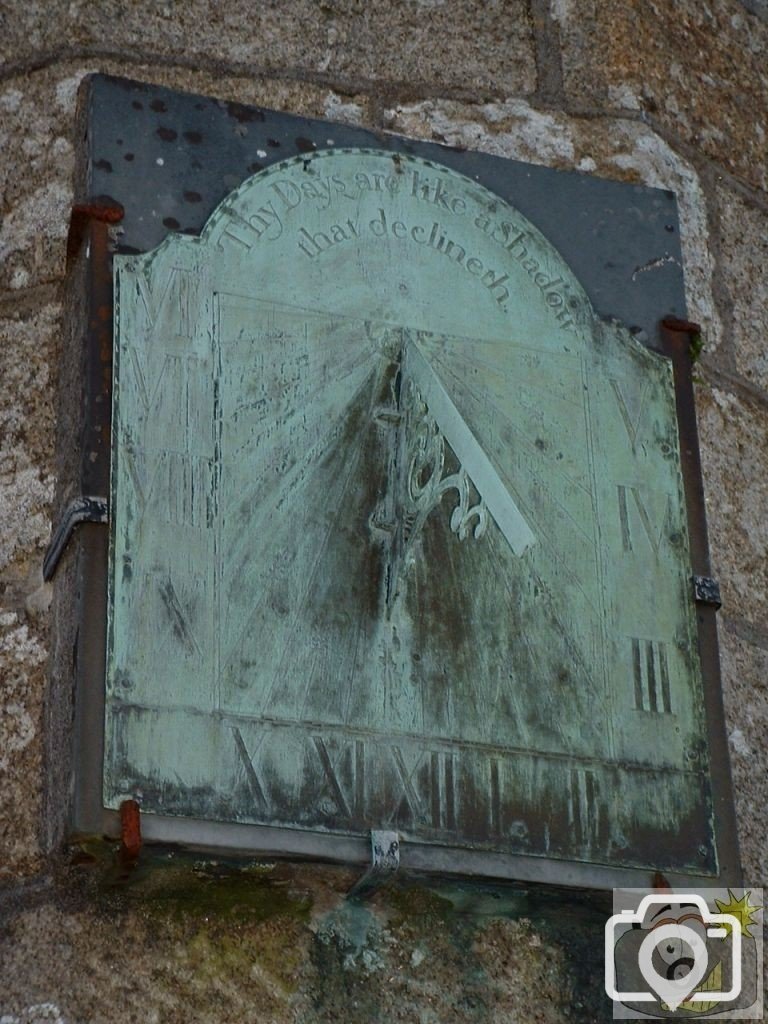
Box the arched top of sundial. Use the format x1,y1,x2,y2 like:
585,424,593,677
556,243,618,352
121,147,639,358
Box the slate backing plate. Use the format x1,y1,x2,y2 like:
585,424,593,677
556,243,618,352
64,74,740,891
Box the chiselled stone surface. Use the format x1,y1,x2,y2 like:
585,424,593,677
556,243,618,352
718,617,768,884
384,99,722,350
0,0,535,96
0,304,59,571
697,383,768,630
0,64,368,292
0,303,59,879
554,0,768,191
0,863,605,1024
0,303,60,487
0,611,45,879
716,187,768,388
0,79,74,292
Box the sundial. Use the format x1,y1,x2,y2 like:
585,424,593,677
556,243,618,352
64,75,740,889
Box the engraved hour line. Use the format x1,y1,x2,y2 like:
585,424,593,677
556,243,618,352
444,524,486,726
123,449,214,529
405,343,536,557
127,349,200,414
221,389,356,524
489,757,502,836
486,526,603,735
299,612,359,723
154,575,203,658
225,336,374,417
428,344,589,448
222,352,376,511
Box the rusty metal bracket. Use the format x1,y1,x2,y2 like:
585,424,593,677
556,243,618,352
66,200,124,266
347,831,401,900
693,575,722,609
43,496,109,581
119,798,142,866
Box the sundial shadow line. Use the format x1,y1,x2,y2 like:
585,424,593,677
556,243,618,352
426,347,594,503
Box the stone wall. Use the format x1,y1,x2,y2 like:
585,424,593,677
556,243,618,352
0,2,765,1021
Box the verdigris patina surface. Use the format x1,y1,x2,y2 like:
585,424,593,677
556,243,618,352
107,149,714,878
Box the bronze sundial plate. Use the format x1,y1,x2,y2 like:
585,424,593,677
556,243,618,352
66,75,739,890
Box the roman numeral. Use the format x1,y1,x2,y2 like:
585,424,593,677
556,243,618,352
617,485,671,557
313,736,351,819
134,265,195,339
232,726,270,812
127,350,183,414
631,638,672,713
310,736,366,821
429,751,457,831
489,757,503,837
568,767,599,848
149,574,202,658
610,378,648,452
390,746,425,823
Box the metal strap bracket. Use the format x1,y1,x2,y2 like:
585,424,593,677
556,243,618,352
347,830,401,900
692,575,722,609
43,496,109,581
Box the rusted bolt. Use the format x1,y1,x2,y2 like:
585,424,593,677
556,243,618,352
66,199,125,264
662,316,701,336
